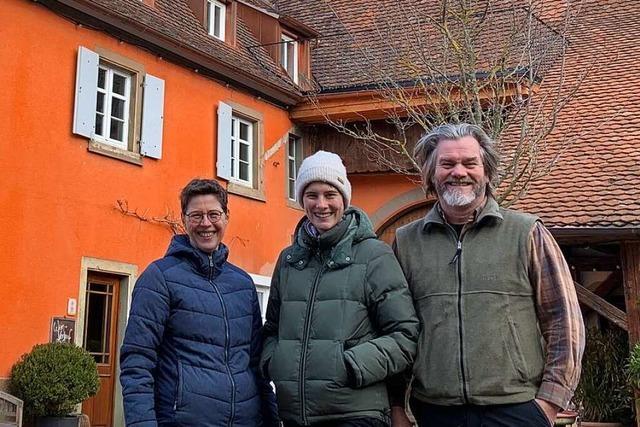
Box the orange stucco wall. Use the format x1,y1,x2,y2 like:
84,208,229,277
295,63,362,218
349,174,423,228
0,0,304,376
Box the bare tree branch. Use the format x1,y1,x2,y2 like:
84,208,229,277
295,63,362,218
116,199,185,235
307,0,598,205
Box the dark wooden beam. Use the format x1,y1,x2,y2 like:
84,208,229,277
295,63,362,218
620,242,640,427
622,242,640,343
574,281,627,331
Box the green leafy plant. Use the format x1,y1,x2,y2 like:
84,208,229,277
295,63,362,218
574,327,634,424
9,343,100,417
628,341,640,390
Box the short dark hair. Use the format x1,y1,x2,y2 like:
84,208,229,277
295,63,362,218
413,123,500,197
180,179,228,214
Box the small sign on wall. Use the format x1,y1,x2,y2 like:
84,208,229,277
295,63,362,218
51,317,75,344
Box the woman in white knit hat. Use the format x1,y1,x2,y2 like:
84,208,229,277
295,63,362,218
260,151,419,427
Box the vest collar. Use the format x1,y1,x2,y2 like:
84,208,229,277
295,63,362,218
423,197,503,231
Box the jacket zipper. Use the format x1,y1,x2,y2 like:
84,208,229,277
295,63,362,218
447,227,469,403
299,261,325,425
208,254,236,427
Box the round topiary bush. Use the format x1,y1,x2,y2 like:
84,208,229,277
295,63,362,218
10,342,100,417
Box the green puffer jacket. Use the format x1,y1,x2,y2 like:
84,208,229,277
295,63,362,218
260,207,419,426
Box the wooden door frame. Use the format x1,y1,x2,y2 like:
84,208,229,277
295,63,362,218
369,187,433,234
76,257,138,427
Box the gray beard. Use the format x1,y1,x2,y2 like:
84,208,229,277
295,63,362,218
441,188,478,207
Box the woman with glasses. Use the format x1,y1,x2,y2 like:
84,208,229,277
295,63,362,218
120,178,278,427
260,151,419,427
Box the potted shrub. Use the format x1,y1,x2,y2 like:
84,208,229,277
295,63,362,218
628,341,640,425
627,341,640,389
9,342,100,427
573,327,634,426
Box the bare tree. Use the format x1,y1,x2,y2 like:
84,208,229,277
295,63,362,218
305,0,594,206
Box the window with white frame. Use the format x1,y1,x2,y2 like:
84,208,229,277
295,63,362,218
287,134,302,201
280,34,298,83
73,46,165,161
207,0,226,41
230,116,253,186
95,65,131,150
216,101,264,199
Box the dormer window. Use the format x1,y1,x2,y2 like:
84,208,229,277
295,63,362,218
280,34,298,83
207,0,226,41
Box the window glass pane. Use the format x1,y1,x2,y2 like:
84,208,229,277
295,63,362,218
206,2,211,33
95,114,104,136
231,118,236,137
112,74,127,96
280,41,287,68
288,138,295,157
96,93,105,113
287,43,295,75
289,179,295,200
98,68,106,89
240,142,250,162
214,5,221,38
295,142,303,164
288,159,296,176
103,294,112,363
239,122,249,141
89,283,108,293
239,162,249,181
111,98,125,120
85,292,106,355
110,119,124,142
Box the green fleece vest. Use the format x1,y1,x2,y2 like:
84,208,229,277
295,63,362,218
395,198,544,406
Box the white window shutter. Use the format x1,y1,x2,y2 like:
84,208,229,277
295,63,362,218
216,102,233,180
72,46,99,138
140,74,165,159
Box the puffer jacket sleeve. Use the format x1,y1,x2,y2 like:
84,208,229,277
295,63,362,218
259,252,283,379
120,263,170,427
249,283,280,426
343,245,419,388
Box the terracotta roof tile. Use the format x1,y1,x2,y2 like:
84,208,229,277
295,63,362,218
510,0,640,227
85,0,299,95
281,0,640,228
277,0,562,92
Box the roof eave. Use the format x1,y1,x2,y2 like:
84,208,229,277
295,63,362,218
291,83,531,123
38,0,303,106
549,226,640,244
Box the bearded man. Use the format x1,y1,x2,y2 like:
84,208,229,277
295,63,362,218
390,123,585,427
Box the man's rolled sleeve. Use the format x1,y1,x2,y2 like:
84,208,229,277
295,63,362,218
529,222,585,409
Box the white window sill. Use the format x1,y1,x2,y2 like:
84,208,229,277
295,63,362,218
88,139,143,166
227,181,265,202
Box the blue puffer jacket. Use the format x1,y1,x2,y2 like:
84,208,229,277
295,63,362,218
120,235,278,427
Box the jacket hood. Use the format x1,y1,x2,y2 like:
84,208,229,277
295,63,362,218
166,234,229,277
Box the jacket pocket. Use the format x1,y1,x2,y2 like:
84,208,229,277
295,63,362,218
507,318,530,383
334,342,349,387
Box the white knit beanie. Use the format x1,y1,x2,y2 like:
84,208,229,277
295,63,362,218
295,150,352,208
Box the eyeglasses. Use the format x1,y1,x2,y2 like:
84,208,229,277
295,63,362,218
185,210,225,224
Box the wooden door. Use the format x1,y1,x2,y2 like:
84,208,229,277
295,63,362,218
376,203,432,246
81,272,120,427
